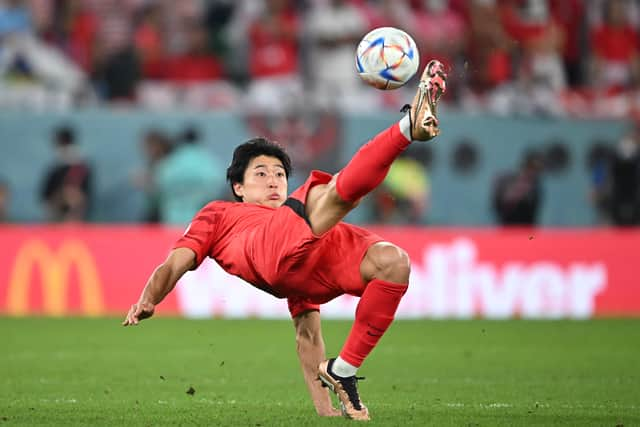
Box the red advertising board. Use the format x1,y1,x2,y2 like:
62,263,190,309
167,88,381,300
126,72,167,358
1,226,638,318
0,226,179,317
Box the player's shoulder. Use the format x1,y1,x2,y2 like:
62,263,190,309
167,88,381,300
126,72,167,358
198,200,235,215
204,200,234,208
200,200,270,215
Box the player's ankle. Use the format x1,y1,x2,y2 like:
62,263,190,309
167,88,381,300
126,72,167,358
398,115,412,142
331,356,358,378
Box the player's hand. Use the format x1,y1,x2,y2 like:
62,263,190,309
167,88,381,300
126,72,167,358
122,301,155,326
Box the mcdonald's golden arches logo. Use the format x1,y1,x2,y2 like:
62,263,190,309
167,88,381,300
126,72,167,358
7,240,104,316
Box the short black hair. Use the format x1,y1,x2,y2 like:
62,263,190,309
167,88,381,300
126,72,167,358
180,124,201,145
226,137,292,202
54,125,75,146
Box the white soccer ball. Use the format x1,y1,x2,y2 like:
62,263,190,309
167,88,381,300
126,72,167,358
355,27,420,90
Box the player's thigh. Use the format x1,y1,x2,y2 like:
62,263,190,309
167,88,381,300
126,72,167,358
305,175,359,236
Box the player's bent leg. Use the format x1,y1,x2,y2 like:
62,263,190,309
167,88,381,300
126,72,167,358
305,123,412,236
341,242,410,366
305,60,447,237
318,243,410,421
334,123,413,204
359,242,411,284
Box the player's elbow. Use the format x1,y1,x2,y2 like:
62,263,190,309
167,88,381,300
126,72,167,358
154,261,185,285
156,249,196,282
152,262,172,282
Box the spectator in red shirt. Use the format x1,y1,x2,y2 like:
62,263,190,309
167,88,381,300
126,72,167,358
38,0,99,74
162,17,224,82
66,1,99,74
412,0,466,72
466,0,514,92
245,0,302,112
501,0,567,91
590,0,640,91
133,3,166,79
247,0,299,79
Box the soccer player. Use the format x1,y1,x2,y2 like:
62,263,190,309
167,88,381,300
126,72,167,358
123,60,447,421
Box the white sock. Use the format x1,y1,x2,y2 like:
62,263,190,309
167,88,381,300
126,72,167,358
399,114,412,141
332,356,358,378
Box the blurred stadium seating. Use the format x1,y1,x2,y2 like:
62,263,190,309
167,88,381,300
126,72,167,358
2,0,640,319
1,0,639,226
2,0,640,116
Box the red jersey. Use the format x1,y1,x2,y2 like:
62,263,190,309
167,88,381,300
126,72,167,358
248,11,299,78
592,25,639,62
174,171,383,317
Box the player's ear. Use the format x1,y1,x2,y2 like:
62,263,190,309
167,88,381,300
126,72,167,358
233,182,244,199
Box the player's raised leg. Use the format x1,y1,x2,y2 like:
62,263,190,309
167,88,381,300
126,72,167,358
304,59,447,237
312,60,447,420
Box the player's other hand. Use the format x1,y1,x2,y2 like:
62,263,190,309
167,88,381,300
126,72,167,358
122,302,155,326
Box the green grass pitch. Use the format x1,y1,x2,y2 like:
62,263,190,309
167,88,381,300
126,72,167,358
1,318,639,426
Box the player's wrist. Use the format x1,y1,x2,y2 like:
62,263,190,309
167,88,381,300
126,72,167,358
137,297,155,307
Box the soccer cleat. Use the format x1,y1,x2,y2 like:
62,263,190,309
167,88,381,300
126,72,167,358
403,59,447,141
318,359,370,421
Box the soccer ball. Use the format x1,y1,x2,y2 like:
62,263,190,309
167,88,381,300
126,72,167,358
355,27,420,90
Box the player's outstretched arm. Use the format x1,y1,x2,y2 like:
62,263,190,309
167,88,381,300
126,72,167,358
293,310,342,417
122,247,196,326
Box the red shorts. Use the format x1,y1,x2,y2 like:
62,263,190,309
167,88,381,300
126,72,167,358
174,171,384,318
247,171,384,316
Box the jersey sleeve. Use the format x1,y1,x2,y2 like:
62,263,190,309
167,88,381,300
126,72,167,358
173,202,220,268
287,295,320,318
289,170,333,204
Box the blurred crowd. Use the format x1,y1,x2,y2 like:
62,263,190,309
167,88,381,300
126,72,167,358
34,123,227,224
0,116,631,227
2,0,640,227
2,0,640,117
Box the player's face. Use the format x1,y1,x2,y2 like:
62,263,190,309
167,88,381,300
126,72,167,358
234,155,288,208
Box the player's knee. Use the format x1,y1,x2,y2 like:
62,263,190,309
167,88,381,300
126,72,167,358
367,243,410,284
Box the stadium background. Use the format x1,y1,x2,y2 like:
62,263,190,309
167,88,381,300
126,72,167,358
1,0,639,319
2,1,640,425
